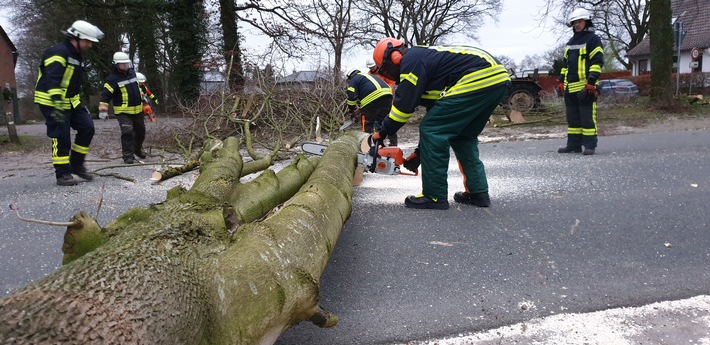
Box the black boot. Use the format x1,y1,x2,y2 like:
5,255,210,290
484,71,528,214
558,146,582,153
56,174,78,186
135,150,147,159
71,165,94,181
583,148,595,155
69,151,93,181
454,191,491,207
404,194,449,210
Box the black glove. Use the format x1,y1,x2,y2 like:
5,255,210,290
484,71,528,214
403,150,420,172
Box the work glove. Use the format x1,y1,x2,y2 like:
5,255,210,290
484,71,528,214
403,148,420,172
51,100,64,122
558,82,565,95
99,111,108,120
367,132,386,158
577,83,597,102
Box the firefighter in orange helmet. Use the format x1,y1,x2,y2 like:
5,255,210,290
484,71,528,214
371,38,510,210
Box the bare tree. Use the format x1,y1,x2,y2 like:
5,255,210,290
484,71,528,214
355,0,502,46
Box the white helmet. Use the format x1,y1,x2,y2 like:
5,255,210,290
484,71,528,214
568,8,591,25
136,72,147,83
112,52,131,64
65,20,104,42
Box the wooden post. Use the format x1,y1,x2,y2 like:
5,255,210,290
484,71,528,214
2,85,21,144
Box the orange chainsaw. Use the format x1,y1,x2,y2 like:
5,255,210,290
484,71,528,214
301,141,417,176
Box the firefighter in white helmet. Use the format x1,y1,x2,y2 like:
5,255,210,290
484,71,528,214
135,72,158,123
99,52,146,164
558,8,604,155
34,20,104,186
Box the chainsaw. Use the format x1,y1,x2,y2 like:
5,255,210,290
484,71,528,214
301,141,417,176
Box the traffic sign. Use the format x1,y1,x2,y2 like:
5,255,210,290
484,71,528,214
691,47,700,61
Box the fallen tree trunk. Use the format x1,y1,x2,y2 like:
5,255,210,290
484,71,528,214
0,133,361,344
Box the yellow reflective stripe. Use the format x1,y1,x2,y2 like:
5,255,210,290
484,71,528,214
114,105,143,114
44,56,66,67
51,138,69,165
360,88,391,108
388,105,411,123
47,88,63,97
72,143,90,154
422,90,443,100
567,80,586,92
121,84,129,109
589,65,602,73
347,86,355,93
444,69,510,97
53,156,70,165
347,100,358,106
582,128,597,136
61,65,74,90
401,72,417,86
567,127,583,135
104,83,115,93
589,46,603,58
429,46,499,66
34,93,80,109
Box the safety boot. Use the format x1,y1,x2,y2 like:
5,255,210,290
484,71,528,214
72,165,93,181
583,148,595,155
557,146,582,153
56,175,78,186
404,194,449,210
135,150,147,159
454,191,491,207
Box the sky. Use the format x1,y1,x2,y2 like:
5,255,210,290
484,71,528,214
0,0,564,74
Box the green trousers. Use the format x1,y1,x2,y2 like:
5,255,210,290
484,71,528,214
418,85,507,200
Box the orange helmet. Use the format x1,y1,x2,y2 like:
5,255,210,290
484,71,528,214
373,38,406,66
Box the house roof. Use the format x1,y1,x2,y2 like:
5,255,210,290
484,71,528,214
0,25,19,66
276,70,322,84
626,0,710,57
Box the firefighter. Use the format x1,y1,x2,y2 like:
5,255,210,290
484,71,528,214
346,69,397,146
558,8,604,155
135,72,159,106
34,20,104,186
136,72,157,123
371,38,510,210
99,52,145,164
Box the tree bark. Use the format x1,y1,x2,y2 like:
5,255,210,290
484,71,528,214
649,0,675,106
0,134,361,344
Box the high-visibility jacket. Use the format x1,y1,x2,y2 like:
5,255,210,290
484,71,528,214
99,69,143,115
34,39,85,109
559,27,604,93
347,72,393,112
387,45,510,127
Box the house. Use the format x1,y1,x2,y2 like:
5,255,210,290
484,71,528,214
0,24,19,123
276,70,327,85
0,25,18,88
626,0,710,76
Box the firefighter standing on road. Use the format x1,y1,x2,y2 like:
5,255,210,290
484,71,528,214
371,38,511,210
346,69,397,146
558,8,604,155
99,52,145,164
34,20,104,186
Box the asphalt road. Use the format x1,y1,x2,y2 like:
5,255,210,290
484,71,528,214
1,128,709,344
275,130,710,344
